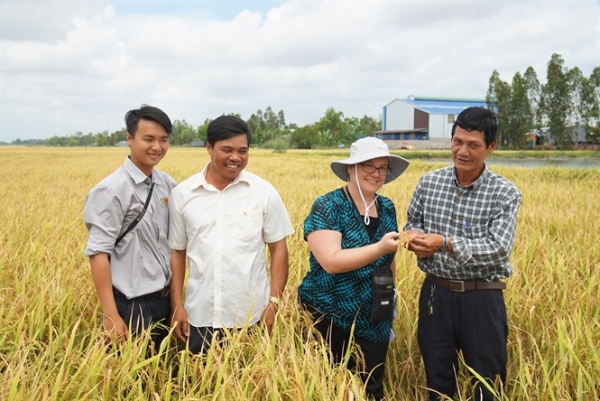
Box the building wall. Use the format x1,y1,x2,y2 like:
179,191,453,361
383,100,414,130
428,114,454,139
384,96,486,138
414,109,429,129
385,138,450,150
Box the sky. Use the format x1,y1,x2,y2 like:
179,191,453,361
1,0,598,142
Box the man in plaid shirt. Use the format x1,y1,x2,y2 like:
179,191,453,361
404,107,522,401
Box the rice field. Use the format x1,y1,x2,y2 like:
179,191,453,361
0,147,599,400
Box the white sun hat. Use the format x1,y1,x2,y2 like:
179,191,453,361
330,137,409,184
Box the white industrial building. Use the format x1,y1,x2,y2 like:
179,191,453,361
377,96,487,149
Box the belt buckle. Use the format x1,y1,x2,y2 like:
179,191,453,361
448,280,465,292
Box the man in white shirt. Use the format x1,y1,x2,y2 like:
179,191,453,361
168,115,294,354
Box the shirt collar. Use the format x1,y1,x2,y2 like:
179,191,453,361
124,156,153,185
451,164,489,190
190,164,251,190
472,166,490,189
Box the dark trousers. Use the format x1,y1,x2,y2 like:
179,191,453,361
302,301,389,401
417,278,508,401
188,325,256,355
113,288,171,353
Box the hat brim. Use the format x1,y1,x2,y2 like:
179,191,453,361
331,152,409,184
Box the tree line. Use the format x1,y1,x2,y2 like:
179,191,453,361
4,106,380,150
487,53,600,150
5,53,597,150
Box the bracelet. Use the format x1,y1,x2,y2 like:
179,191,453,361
440,235,448,253
269,296,280,306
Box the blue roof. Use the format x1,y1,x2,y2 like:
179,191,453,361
417,106,482,114
402,97,487,114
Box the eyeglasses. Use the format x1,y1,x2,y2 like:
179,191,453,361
359,163,391,176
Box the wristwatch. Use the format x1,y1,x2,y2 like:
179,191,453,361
440,235,448,253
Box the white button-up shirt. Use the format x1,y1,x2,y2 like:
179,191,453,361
168,167,294,328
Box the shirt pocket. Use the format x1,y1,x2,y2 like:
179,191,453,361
232,208,263,243
462,220,488,240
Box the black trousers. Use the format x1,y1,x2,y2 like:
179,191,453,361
188,326,224,355
302,301,389,401
417,278,508,401
187,325,257,355
113,288,171,353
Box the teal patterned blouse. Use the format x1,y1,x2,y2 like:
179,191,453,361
298,187,398,343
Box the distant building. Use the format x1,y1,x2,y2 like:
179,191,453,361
377,96,487,149
115,140,128,147
380,95,487,139
192,140,205,147
545,125,588,145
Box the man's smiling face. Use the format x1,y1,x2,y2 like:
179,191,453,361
206,133,249,188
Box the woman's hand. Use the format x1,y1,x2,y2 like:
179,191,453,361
377,231,402,254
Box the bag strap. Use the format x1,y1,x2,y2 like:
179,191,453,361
114,182,155,247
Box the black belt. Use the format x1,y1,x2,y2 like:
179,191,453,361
113,286,170,301
426,273,506,292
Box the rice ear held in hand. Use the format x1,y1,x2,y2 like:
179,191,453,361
396,232,413,250
330,137,409,184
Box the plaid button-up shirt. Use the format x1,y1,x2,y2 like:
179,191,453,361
404,166,522,280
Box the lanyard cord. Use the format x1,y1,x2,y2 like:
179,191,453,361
354,164,378,225
344,164,378,225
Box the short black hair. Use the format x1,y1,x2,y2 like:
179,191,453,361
451,107,497,147
206,115,252,147
125,105,172,137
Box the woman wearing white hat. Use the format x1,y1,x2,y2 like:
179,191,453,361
298,137,409,400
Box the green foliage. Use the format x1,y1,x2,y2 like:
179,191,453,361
509,72,535,149
318,129,334,147
262,137,288,153
541,54,575,149
247,106,287,146
314,108,346,142
487,70,537,149
488,53,599,150
6,106,381,149
580,67,600,143
110,128,127,145
171,119,194,146
290,125,319,149
312,109,381,148
524,66,542,128
487,70,513,145
195,118,211,142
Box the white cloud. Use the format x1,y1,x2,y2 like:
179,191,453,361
1,0,598,141
0,0,106,42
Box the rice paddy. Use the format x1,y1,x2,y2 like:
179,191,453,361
0,147,598,400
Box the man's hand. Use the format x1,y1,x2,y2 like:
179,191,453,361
408,233,444,258
170,305,189,343
89,253,128,344
103,312,128,343
401,230,420,248
260,302,278,334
